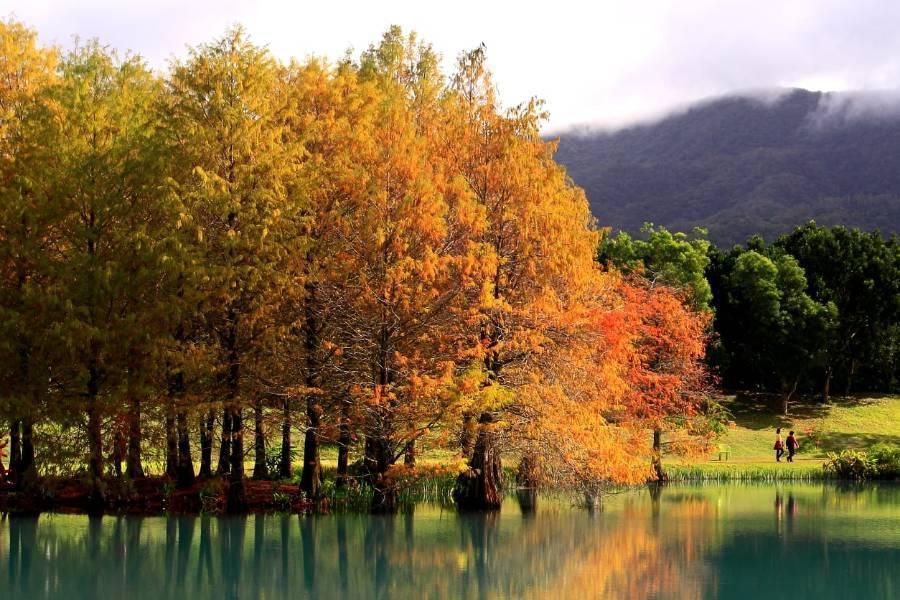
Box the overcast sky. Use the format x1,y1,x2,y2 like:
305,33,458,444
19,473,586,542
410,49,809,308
8,0,900,131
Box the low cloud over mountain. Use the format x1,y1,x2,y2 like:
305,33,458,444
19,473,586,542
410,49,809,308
554,88,900,244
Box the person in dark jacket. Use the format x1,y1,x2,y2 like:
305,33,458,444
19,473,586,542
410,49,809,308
786,431,799,462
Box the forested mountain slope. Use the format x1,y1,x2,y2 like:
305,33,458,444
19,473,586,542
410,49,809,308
555,89,900,244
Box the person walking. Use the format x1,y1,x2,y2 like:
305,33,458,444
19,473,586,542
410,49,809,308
774,427,784,462
786,430,799,462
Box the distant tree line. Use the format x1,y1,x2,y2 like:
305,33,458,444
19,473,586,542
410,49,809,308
600,222,900,412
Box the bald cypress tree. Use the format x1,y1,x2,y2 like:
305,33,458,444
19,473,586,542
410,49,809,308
0,19,57,489
164,27,304,510
15,40,179,508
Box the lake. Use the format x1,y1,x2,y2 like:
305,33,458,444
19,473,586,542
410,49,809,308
2,483,898,599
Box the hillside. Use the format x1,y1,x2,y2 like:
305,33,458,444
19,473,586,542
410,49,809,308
554,89,900,244
703,394,900,464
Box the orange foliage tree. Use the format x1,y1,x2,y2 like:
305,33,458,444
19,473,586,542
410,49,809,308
442,45,608,509
615,277,712,481
321,30,491,511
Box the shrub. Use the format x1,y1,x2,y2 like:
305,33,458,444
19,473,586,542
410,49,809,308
199,480,225,512
265,445,297,480
824,446,900,480
272,490,293,512
869,444,900,479
823,451,874,480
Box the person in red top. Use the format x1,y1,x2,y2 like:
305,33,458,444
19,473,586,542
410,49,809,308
774,427,784,462
786,431,799,462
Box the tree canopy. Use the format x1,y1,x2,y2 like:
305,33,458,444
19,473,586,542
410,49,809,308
0,20,712,512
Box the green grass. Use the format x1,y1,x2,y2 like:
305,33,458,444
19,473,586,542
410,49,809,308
680,394,900,474
317,445,464,470
666,462,826,481
303,395,900,485
141,393,899,486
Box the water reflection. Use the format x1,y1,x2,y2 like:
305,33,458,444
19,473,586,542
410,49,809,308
1,483,898,599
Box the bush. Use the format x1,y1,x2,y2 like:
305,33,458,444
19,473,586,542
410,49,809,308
823,451,874,480
272,490,293,512
869,444,900,479
265,445,297,479
199,479,225,512
823,447,900,480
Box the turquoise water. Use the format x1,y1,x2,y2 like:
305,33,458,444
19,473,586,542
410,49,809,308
1,483,898,599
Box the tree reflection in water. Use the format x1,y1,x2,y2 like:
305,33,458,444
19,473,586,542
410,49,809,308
0,483,898,599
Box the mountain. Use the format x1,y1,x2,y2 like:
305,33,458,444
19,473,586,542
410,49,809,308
553,89,900,245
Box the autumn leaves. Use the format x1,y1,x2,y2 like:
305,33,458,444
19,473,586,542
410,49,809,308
0,21,710,512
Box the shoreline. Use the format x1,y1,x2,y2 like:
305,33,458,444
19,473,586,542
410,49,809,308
2,468,892,517
0,476,315,516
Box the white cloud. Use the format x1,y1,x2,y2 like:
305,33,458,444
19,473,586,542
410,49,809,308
7,0,900,131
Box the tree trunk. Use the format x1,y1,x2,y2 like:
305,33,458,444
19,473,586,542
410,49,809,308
166,365,192,486
165,402,178,479
9,419,22,478
822,366,833,404
300,291,322,498
516,455,539,512
516,489,537,515
363,436,378,480
252,399,268,480
86,362,104,511
404,439,416,467
227,406,247,512
845,358,857,396
113,425,125,478
126,395,144,479
86,410,104,510
336,401,351,488
11,340,27,479
782,377,799,416
20,420,35,482
460,412,476,457
515,453,539,489
19,418,34,473
176,410,195,488
279,396,292,479
217,408,232,476
370,437,397,513
584,491,602,512
299,397,322,497
453,412,503,510
651,428,667,482
199,409,214,479
224,319,246,512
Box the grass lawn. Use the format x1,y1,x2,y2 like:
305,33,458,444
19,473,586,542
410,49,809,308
683,394,900,472
312,394,900,481
317,445,465,470
174,393,897,482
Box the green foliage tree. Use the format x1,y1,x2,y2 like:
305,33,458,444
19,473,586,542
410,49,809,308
163,27,304,510
776,222,900,395
598,224,712,310
15,40,179,507
0,19,57,487
712,244,836,412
